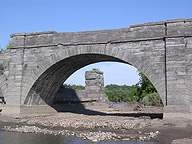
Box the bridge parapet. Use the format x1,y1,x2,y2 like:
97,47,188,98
10,19,192,50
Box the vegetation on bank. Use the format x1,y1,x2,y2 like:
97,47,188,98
105,72,163,106
63,71,163,106
105,84,139,102
142,92,163,106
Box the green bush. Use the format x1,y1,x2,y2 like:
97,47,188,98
142,92,163,106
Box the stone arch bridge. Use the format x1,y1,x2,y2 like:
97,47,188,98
0,18,192,114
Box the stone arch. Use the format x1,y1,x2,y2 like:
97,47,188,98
5,19,192,114
23,42,165,107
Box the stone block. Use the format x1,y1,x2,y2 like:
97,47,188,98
185,21,192,36
85,73,96,80
10,34,25,48
25,33,55,47
166,20,185,37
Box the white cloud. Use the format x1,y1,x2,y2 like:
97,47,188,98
64,62,140,86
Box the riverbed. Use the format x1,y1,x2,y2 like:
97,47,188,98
1,105,192,144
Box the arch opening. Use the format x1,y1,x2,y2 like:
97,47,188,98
25,54,126,106
25,53,164,111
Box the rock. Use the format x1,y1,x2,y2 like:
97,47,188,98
133,103,143,111
122,138,130,141
148,132,156,138
139,137,144,141
155,131,160,134
92,139,98,143
117,136,121,139
149,132,154,135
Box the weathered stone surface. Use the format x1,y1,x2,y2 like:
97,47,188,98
0,18,192,114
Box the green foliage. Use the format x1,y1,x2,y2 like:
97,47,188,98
104,72,159,104
105,84,131,91
0,64,4,75
92,68,100,71
185,41,188,48
142,93,163,106
62,84,85,90
105,84,139,103
137,72,157,99
6,41,12,50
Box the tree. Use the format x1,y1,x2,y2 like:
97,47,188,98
137,72,157,99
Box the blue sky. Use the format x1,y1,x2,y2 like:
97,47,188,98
0,0,192,86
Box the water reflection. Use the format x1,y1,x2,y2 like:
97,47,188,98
0,130,153,144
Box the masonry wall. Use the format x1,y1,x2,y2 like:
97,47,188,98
0,50,10,100
166,20,192,106
186,36,192,106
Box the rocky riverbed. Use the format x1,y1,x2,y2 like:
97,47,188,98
1,111,161,143
3,124,160,143
1,106,192,144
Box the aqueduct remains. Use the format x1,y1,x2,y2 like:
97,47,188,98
0,18,192,114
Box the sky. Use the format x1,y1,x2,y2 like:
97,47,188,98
0,0,192,86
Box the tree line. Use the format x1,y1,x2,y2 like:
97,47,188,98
104,72,157,103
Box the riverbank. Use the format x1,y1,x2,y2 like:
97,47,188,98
0,106,192,144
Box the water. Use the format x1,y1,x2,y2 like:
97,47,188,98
110,103,124,106
0,130,154,144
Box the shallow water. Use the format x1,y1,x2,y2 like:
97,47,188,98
0,130,154,144
110,103,124,106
